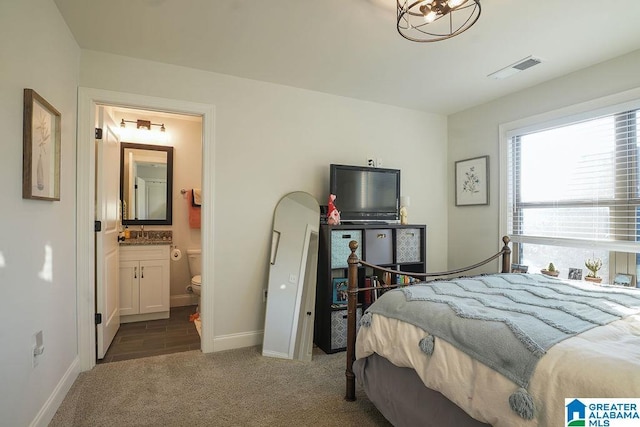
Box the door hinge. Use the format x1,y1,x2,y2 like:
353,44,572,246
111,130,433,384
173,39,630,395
94,220,102,232
95,128,103,139
95,313,102,325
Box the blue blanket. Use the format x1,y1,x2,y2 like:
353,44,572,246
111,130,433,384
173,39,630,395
365,273,640,389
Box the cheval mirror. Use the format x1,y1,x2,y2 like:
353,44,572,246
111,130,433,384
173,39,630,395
263,191,320,361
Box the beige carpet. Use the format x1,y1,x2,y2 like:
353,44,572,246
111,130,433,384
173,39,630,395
50,346,391,426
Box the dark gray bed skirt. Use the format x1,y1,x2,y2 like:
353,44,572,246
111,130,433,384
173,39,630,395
354,353,490,427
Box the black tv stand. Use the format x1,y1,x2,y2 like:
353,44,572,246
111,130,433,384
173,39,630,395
341,221,391,225
314,223,426,353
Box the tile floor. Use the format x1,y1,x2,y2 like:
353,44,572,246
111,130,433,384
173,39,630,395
98,305,201,364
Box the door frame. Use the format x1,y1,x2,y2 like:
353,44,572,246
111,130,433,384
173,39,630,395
76,87,216,371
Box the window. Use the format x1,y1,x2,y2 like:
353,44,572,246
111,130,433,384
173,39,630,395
505,106,640,283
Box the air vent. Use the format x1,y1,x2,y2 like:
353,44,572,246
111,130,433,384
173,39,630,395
488,56,542,80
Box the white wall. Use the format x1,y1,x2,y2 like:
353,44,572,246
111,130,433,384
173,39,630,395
166,115,203,300
448,49,640,270
0,1,80,426
79,49,449,341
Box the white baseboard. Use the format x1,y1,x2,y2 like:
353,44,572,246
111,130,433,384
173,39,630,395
212,330,264,352
30,356,80,427
170,293,199,307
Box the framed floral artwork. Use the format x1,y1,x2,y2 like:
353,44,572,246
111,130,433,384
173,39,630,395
455,155,488,206
23,88,61,201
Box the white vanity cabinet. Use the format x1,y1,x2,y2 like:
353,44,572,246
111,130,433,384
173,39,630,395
119,245,171,323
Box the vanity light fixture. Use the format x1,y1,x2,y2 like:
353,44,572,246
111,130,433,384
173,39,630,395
120,118,166,132
397,0,481,42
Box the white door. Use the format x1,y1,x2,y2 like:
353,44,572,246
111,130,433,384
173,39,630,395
135,176,146,219
146,180,166,219
96,107,121,359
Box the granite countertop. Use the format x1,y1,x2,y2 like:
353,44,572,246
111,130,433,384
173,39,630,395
119,238,172,246
119,230,172,246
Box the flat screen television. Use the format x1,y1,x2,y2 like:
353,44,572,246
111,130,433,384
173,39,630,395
329,164,400,223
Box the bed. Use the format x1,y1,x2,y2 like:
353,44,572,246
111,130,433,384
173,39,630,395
343,237,640,426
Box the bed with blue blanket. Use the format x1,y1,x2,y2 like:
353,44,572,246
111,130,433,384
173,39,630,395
344,238,640,427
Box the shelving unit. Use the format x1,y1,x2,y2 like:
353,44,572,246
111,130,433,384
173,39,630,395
314,223,426,353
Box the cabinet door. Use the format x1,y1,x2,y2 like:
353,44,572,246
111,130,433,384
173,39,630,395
396,228,422,263
364,229,393,265
330,230,362,268
119,260,140,316
330,308,362,351
139,259,170,314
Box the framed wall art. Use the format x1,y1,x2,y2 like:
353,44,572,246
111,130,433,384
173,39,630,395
23,88,61,201
455,155,489,206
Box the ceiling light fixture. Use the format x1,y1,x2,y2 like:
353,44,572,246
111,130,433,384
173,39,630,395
397,0,481,42
120,118,166,132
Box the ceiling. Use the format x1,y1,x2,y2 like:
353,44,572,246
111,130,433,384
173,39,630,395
54,0,640,115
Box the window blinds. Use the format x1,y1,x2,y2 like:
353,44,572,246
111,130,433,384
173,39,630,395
507,109,640,253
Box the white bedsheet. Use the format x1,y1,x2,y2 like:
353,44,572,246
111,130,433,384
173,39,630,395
356,311,640,426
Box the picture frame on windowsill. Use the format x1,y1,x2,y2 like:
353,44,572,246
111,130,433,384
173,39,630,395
613,273,635,287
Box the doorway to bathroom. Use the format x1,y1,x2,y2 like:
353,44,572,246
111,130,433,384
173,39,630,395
76,88,215,371
97,306,200,363
95,105,204,363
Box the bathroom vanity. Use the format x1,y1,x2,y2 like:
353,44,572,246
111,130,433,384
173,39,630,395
119,243,171,323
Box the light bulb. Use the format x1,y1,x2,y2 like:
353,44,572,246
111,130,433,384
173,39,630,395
448,0,465,7
424,10,437,22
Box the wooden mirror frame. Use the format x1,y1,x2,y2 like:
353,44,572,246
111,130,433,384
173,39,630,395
120,142,174,226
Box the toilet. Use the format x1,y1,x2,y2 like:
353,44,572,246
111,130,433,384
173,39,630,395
187,249,202,310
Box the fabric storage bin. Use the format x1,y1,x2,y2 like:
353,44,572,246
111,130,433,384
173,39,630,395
364,229,393,265
396,228,422,263
331,230,362,268
330,307,362,350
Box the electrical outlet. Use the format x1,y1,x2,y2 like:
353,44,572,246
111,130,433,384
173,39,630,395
32,345,39,368
32,330,44,368
367,158,376,167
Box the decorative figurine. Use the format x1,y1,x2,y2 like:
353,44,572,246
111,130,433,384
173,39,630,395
400,206,408,225
327,194,341,225
400,196,410,225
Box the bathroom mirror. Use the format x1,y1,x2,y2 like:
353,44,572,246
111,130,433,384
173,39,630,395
263,192,320,361
120,142,173,225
